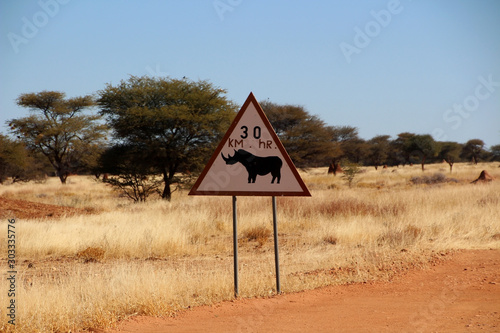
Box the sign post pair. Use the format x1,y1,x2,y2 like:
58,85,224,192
189,92,311,296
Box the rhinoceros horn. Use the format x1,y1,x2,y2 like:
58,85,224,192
221,150,237,164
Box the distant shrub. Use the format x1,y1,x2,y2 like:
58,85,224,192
323,234,338,245
316,198,406,217
378,225,422,246
477,196,499,206
279,197,406,218
410,172,458,185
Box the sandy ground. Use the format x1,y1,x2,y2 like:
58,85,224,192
105,249,499,333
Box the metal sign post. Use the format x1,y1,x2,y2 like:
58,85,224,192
272,196,281,294
232,196,239,297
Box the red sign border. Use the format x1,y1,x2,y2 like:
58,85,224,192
189,92,311,197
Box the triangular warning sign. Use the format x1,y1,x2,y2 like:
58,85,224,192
189,92,311,196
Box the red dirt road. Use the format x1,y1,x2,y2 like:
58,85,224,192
107,249,500,333
0,197,92,219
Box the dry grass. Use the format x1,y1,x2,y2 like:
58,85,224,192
1,162,499,332
241,226,271,247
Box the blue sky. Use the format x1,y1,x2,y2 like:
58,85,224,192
1,0,499,148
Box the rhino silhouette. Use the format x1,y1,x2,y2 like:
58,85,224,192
221,149,283,184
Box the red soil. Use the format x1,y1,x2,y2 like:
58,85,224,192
472,170,495,184
0,196,91,219
105,249,500,333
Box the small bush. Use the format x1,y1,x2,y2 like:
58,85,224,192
76,246,105,263
279,197,406,219
323,235,338,245
410,172,458,185
341,160,361,188
477,196,499,206
242,226,271,247
378,225,422,246
316,199,406,217
104,173,162,202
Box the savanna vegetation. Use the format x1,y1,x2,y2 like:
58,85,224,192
1,76,499,332
2,75,499,200
0,162,499,332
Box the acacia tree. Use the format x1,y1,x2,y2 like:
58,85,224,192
99,144,163,202
490,144,500,162
1,135,25,183
97,76,237,201
461,139,485,164
391,132,416,166
8,91,107,183
367,135,390,169
407,134,437,171
0,135,45,183
438,141,462,172
329,126,361,175
260,101,335,167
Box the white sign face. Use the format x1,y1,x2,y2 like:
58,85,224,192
189,92,311,196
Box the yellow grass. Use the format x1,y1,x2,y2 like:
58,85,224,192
1,162,499,332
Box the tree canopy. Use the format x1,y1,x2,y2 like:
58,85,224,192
97,76,237,200
8,91,106,183
438,141,462,172
2,81,498,190
0,135,42,183
367,135,391,170
491,144,500,161
260,101,334,167
328,126,364,175
461,139,485,164
406,134,437,170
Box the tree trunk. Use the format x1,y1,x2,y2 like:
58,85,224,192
421,156,426,171
327,163,335,176
161,169,172,201
448,162,453,173
162,180,172,201
57,168,68,184
328,160,341,176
